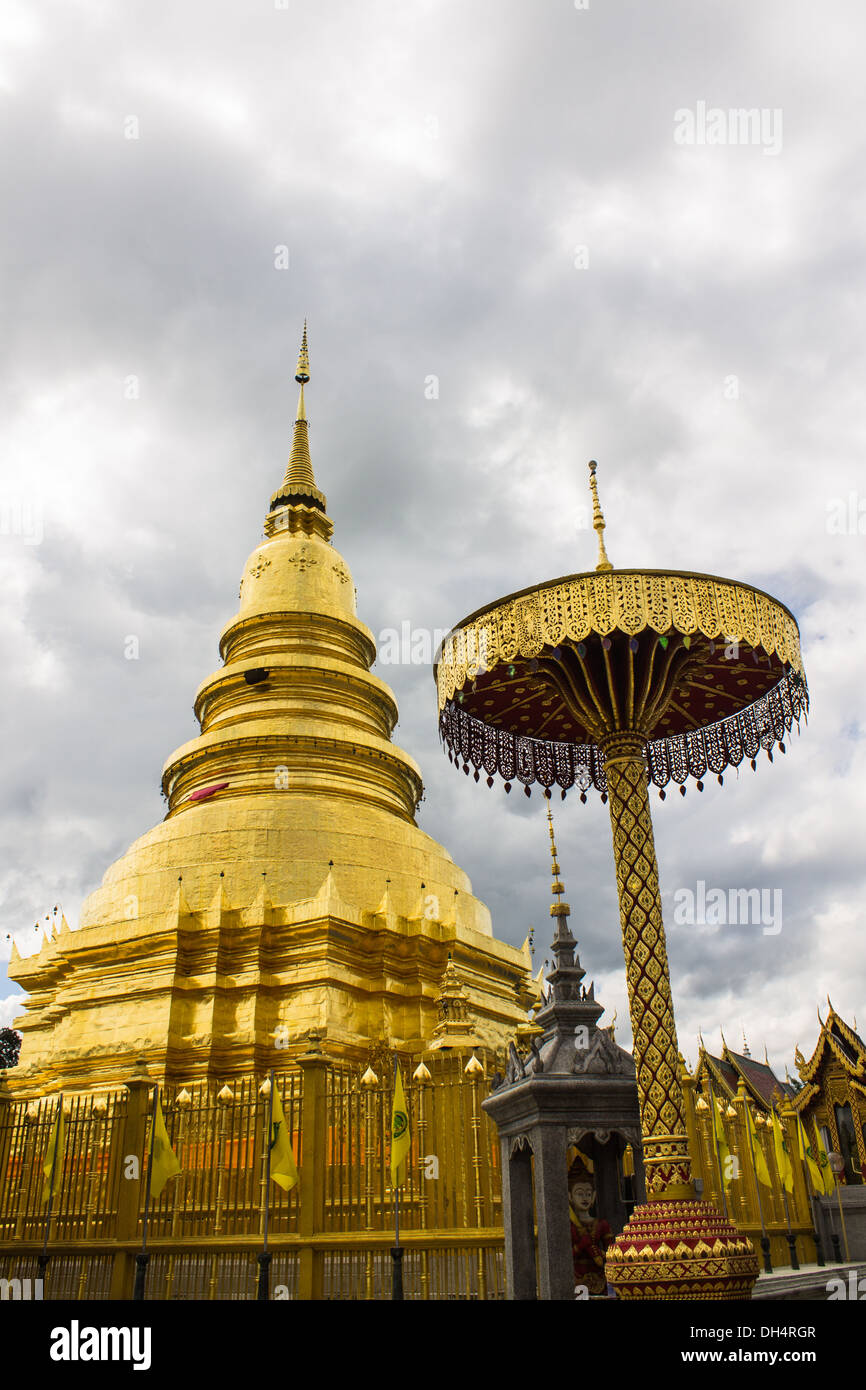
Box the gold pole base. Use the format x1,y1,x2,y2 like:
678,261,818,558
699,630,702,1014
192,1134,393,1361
605,1200,759,1301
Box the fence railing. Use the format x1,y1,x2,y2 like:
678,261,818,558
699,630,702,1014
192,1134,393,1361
0,1049,819,1298
0,1049,504,1299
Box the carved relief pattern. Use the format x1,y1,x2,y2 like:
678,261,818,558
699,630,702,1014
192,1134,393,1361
287,547,318,573
438,572,804,706
604,734,692,1197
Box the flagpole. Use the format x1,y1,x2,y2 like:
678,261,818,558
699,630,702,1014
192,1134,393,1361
133,1084,158,1301
781,1189,799,1270
258,1070,275,1301
796,1114,825,1268
38,1093,63,1285
823,1140,850,1264
391,1055,404,1302
832,1176,850,1262
771,1104,799,1270
706,1075,728,1217
813,1121,843,1262
744,1106,772,1273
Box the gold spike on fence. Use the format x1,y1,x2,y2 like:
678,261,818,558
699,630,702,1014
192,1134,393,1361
0,1050,817,1298
0,1052,504,1300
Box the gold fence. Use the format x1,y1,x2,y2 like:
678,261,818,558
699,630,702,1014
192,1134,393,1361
0,1051,821,1300
0,1051,504,1300
683,1072,819,1268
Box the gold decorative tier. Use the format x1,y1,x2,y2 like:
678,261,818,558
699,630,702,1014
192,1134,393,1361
437,569,803,705
437,569,807,798
605,1200,759,1300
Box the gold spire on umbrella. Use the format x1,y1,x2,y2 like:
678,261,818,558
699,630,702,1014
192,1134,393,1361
588,460,613,572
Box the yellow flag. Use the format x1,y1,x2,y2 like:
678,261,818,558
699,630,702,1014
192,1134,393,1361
269,1081,299,1192
41,1103,65,1205
390,1061,411,1189
744,1106,771,1188
796,1115,823,1193
149,1090,181,1199
814,1132,835,1196
771,1111,794,1194
712,1099,733,1188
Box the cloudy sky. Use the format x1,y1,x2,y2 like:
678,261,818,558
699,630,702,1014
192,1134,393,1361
2,0,864,1081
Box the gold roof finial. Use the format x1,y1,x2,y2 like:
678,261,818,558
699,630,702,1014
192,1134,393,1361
295,319,310,384
546,806,570,922
587,460,613,572
269,321,327,515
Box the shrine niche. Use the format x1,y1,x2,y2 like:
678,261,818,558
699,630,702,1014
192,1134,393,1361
483,811,644,1300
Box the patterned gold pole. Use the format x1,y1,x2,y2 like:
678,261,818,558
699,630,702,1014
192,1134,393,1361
600,731,759,1298
602,732,692,1199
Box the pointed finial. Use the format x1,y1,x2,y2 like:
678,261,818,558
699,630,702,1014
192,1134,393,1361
587,460,613,572
742,1028,751,1058
269,322,327,515
295,319,310,383
545,804,576,970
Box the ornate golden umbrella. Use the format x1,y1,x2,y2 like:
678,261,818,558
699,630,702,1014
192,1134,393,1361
435,462,808,1299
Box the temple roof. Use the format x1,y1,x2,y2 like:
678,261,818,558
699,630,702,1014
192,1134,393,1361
725,1050,792,1107
795,1003,866,1088
696,1041,795,1109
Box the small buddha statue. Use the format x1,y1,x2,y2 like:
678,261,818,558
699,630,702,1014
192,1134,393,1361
568,1151,612,1296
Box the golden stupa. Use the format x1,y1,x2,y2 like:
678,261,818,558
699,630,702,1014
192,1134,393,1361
8,328,536,1093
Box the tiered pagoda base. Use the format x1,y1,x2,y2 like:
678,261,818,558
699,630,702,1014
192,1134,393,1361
605,1200,759,1300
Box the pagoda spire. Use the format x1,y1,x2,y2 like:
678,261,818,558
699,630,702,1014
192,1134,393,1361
530,806,604,1060
546,806,577,973
587,460,613,572
269,321,328,515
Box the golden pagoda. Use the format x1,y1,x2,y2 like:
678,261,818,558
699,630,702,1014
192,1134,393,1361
7,327,536,1094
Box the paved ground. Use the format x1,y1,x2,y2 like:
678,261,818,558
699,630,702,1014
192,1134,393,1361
752,1261,866,1300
